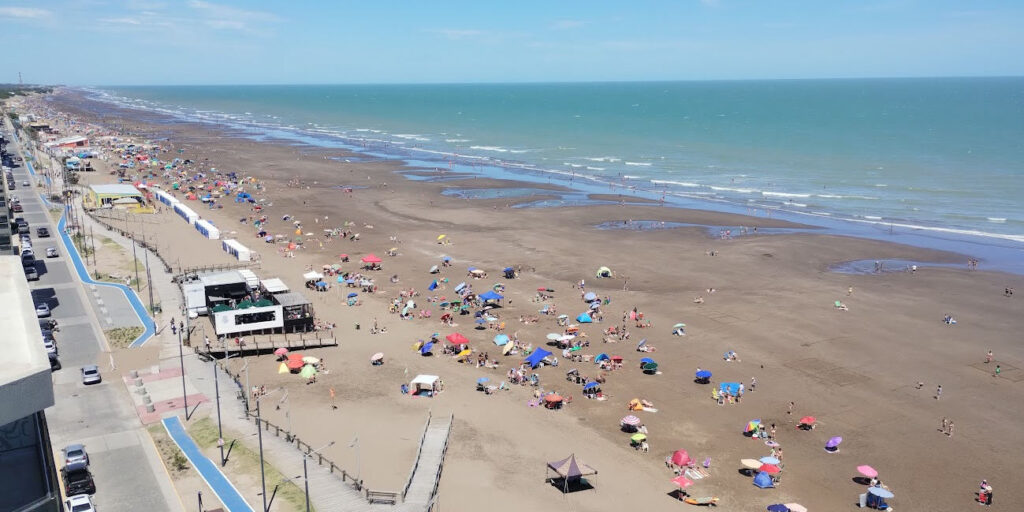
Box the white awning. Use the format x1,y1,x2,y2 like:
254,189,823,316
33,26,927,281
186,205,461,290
261,278,289,294
302,271,323,281
411,374,439,387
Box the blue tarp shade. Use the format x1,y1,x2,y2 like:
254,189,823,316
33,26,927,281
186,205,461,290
753,471,774,488
493,334,510,346
576,313,592,323
428,280,438,291
479,291,504,301
582,382,600,390
720,382,741,394
420,342,435,355
696,370,712,378
525,348,553,368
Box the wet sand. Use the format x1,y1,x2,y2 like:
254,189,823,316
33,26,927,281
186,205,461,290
26,89,1024,511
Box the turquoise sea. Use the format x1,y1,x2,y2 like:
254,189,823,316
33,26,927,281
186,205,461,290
85,78,1024,268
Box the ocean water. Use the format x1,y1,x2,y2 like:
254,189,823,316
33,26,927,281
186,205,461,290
84,79,1024,259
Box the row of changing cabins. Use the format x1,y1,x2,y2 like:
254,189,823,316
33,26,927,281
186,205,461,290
154,188,253,261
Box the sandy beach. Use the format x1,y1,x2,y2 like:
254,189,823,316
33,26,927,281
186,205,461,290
20,89,1024,511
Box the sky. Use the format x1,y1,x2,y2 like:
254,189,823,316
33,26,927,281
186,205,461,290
1,0,1022,85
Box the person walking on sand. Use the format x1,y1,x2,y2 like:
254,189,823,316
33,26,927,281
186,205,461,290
935,385,942,400
947,421,955,438
750,376,757,391
941,417,948,433
993,365,1001,377
787,401,794,415
986,350,993,364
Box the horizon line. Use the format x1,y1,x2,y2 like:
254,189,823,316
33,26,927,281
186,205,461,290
39,74,1024,88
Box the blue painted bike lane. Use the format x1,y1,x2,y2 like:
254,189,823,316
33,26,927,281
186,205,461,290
163,416,255,512
17,130,156,347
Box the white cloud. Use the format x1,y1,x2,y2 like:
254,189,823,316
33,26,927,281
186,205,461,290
428,29,485,40
187,0,281,24
551,20,586,30
99,17,143,25
0,7,51,19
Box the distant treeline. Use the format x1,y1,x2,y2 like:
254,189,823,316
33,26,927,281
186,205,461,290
0,85,55,97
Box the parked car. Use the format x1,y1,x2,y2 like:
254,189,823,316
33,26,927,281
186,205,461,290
46,247,59,258
21,180,29,187
81,365,101,385
49,352,61,371
43,339,58,356
11,202,22,212
25,266,39,281
35,302,50,318
39,318,59,331
36,227,49,237
62,443,89,466
60,462,95,496
63,494,96,512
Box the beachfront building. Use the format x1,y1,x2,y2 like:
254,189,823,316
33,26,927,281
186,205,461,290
0,256,61,512
44,135,89,149
85,183,144,209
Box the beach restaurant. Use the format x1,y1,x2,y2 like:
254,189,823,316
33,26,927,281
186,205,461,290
86,184,144,209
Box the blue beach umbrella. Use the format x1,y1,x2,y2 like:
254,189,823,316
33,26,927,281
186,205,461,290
584,292,598,302
420,342,435,355
759,456,780,465
493,334,510,346
583,381,600,390
767,505,790,512
576,312,592,323
696,370,712,379
477,377,489,384
347,292,358,298
640,357,655,365
475,317,486,324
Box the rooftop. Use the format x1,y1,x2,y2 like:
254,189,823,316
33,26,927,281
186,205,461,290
274,292,311,307
90,184,142,196
197,270,247,288
0,256,54,426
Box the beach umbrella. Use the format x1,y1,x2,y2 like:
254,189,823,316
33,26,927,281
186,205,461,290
642,362,658,372
752,471,775,489
740,458,762,470
640,357,655,365
582,381,600,391
857,465,879,478
299,364,317,379
746,420,762,433
420,342,435,355
759,456,780,465
442,256,451,262
475,317,486,325
446,332,469,344
584,292,597,302
637,338,647,349
457,348,472,358
673,323,686,329
671,450,691,466
576,313,592,323
784,505,807,512
630,433,647,442
545,394,563,404
277,362,288,374
799,416,816,425
621,415,641,427
764,440,780,448
274,347,289,356
286,358,304,370
477,377,489,384
502,342,514,355
558,334,575,342
429,265,439,273
826,436,843,448
370,352,384,363
437,234,446,241
493,334,510,346
348,292,358,298
302,356,319,364
766,505,790,512
868,487,895,499
696,370,712,379
759,464,781,474
546,333,561,340
671,475,694,489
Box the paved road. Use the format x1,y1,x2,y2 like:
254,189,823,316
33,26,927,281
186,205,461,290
6,126,181,512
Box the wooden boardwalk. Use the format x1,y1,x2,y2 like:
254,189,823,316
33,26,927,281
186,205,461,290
201,335,338,358
397,414,453,512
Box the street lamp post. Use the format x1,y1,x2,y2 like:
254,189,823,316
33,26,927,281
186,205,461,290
254,387,284,512
178,328,190,420
303,441,336,512
214,359,224,466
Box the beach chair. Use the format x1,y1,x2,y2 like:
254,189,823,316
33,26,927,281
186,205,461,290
711,389,720,401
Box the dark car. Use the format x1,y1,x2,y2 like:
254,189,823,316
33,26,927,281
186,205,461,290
11,202,22,212
36,227,49,238
61,462,96,495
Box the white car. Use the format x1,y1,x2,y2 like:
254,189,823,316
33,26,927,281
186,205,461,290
81,365,102,385
35,303,51,318
46,247,59,258
64,494,96,512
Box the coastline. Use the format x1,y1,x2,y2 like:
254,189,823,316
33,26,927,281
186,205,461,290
21,89,1024,511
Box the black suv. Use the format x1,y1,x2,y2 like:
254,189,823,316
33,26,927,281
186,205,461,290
36,227,49,238
61,462,96,495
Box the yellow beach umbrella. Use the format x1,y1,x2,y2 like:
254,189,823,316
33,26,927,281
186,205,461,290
437,234,446,240
277,362,288,374
457,349,472,358
502,342,514,355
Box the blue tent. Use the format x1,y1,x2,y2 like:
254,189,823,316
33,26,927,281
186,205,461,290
525,348,553,368
753,471,774,489
479,291,504,301
576,312,592,323
493,334,510,346
420,342,435,355
720,382,741,395
428,280,438,291
595,353,610,362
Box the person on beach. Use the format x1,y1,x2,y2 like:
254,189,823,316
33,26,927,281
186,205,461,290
947,421,954,437
750,376,757,391
986,350,993,364
941,417,948,433
993,365,1000,377
935,385,942,399
788,401,794,415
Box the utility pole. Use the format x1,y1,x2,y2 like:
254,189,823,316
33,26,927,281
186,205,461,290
141,217,155,313
178,328,189,420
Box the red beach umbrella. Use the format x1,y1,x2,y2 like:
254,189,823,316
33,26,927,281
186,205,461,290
799,416,816,425
671,475,694,488
544,394,563,403
286,358,304,370
446,332,469,345
759,464,781,474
